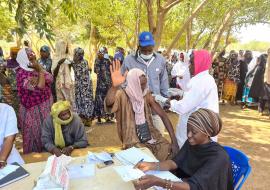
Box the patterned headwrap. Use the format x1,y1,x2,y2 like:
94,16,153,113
74,47,84,57
187,108,222,137
40,45,50,54
50,100,74,148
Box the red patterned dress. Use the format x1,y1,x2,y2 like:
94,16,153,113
16,68,53,153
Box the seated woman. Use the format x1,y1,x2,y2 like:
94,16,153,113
105,61,179,161
134,108,233,190
0,103,24,168
41,101,88,157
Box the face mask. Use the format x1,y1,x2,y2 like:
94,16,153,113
104,54,109,59
140,52,153,60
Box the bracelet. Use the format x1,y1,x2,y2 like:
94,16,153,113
165,179,171,190
0,160,7,166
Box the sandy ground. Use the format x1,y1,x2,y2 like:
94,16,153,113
15,104,270,190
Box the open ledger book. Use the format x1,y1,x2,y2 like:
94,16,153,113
114,147,182,189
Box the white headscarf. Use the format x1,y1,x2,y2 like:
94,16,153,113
16,48,34,72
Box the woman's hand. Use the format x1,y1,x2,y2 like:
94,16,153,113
134,162,156,172
110,60,128,87
133,175,162,190
28,61,43,73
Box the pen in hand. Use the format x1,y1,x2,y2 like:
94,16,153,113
134,159,144,169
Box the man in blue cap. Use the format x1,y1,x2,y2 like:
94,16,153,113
121,31,169,136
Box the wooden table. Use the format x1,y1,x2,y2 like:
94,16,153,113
5,148,155,190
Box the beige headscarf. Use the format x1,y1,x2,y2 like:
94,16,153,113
125,68,148,125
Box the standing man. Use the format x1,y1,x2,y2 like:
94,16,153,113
121,32,169,135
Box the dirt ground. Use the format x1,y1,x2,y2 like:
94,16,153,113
16,104,270,190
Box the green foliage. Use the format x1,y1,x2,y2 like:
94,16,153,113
229,41,270,52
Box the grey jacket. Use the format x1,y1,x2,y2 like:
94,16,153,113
42,113,88,151
121,52,169,97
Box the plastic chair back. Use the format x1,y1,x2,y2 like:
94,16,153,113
223,146,251,190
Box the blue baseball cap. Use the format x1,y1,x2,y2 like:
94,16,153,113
139,32,155,47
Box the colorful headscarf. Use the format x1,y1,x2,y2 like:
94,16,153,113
193,50,212,76
40,45,50,54
125,68,148,125
50,100,74,148
16,48,34,72
188,108,222,137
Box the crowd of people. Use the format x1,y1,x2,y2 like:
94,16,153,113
0,31,269,189
166,48,270,116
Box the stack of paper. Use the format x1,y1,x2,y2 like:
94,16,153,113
146,170,182,182
115,147,157,165
114,166,144,182
87,151,113,163
67,164,95,179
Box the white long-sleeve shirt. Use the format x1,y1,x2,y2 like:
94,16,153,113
170,71,219,147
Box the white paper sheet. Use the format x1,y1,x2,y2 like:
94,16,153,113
0,164,19,180
67,164,95,179
87,152,113,163
114,165,145,182
146,170,182,182
115,147,157,166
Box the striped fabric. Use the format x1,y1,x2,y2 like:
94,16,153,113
187,108,222,137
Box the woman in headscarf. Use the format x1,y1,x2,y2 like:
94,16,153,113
53,40,76,109
5,47,20,113
212,50,227,100
171,52,191,91
166,50,219,148
42,101,88,157
0,61,14,105
134,108,233,190
248,54,269,115
105,61,179,161
223,50,240,104
16,48,53,153
94,47,113,124
236,50,253,102
241,56,259,108
38,45,52,73
38,45,56,102
72,47,94,126
257,49,270,118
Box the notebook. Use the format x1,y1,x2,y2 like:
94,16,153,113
0,162,29,188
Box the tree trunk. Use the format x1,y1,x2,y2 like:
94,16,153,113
144,0,155,33
89,23,98,69
210,9,234,56
154,11,166,50
167,0,209,53
192,28,206,49
134,0,143,49
144,0,182,50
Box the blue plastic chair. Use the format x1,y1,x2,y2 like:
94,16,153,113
223,146,252,190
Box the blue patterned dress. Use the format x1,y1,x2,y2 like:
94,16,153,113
73,59,94,119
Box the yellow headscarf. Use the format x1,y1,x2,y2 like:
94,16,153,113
51,101,74,148
10,47,20,54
